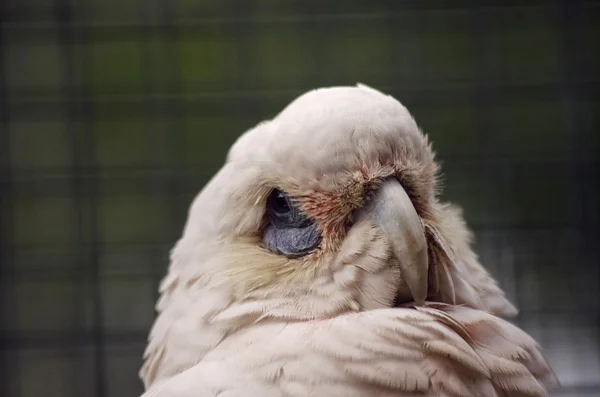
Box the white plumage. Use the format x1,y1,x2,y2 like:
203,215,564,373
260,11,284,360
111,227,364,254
140,84,558,396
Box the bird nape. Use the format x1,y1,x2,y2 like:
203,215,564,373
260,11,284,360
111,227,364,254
139,84,558,397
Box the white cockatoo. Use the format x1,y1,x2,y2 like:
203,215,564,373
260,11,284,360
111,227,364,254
140,84,558,397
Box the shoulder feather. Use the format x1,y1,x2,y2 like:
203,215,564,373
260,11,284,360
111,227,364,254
142,305,557,397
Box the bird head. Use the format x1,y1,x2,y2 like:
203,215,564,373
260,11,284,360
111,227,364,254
173,83,515,313
142,84,516,386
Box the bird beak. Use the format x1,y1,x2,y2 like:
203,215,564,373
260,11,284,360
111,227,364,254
355,178,429,304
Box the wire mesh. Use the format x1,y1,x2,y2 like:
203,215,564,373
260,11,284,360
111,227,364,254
1,1,599,396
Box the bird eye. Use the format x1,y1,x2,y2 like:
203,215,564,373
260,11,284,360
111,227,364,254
263,189,322,257
266,189,308,227
268,189,292,215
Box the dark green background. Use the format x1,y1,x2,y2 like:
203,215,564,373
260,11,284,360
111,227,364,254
1,1,598,396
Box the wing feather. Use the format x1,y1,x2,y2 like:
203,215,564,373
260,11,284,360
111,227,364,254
142,305,557,397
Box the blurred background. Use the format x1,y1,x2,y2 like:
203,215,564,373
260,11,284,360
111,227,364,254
1,0,598,396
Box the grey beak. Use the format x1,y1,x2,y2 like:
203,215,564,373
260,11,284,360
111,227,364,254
355,178,429,304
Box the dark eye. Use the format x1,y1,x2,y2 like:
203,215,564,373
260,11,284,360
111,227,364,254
268,189,292,216
263,189,322,257
266,189,309,228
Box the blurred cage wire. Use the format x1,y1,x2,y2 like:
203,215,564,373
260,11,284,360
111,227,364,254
0,0,598,396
